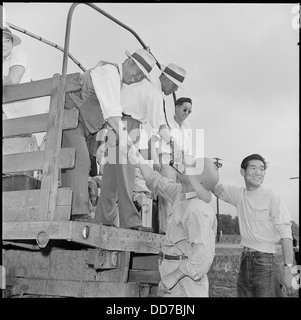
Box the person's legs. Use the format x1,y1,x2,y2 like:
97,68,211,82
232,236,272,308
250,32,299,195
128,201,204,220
158,153,177,234
61,122,90,215
96,115,141,228
251,253,281,297
237,253,254,297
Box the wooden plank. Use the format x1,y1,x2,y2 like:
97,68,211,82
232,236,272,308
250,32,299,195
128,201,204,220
3,147,75,173
3,73,82,104
2,221,71,240
131,254,159,270
3,108,78,138
70,222,164,254
3,188,72,207
2,188,72,222
128,270,161,284
7,277,140,297
3,207,70,222
38,74,65,221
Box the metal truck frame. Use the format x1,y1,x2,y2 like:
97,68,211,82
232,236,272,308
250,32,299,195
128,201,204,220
2,3,164,298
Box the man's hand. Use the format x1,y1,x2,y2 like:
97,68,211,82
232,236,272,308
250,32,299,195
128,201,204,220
282,266,295,296
159,268,185,294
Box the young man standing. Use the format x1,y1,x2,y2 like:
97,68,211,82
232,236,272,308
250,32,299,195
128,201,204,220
128,145,219,297
212,153,295,297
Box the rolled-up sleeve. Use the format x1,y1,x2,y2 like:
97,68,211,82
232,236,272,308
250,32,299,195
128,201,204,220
270,195,292,239
178,211,215,280
145,171,181,205
90,64,122,119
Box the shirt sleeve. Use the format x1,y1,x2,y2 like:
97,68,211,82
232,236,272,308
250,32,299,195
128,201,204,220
10,51,28,69
145,170,181,205
90,64,122,119
270,194,292,239
213,183,241,206
178,209,216,279
145,91,166,130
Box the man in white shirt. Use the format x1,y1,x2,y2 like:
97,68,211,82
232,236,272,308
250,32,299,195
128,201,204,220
158,97,193,234
212,153,295,297
62,48,156,220
96,63,187,231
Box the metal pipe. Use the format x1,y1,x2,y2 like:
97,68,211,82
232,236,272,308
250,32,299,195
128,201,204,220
62,3,163,75
6,21,86,72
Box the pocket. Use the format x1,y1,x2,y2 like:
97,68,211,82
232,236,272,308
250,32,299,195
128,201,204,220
254,207,270,221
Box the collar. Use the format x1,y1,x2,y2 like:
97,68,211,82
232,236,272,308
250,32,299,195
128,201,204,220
185,191,199,200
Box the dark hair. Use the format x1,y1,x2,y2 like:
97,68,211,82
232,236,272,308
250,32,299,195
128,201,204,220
175,97,192,107
240,154,268,170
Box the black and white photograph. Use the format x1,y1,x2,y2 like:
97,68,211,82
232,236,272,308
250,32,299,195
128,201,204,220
2,2,299,303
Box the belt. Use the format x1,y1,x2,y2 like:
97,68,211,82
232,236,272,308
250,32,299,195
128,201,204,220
159,251,188,261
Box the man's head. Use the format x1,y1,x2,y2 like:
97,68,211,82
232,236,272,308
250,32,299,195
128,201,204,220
3,27,21,59
175,156,219,203
174,97,192,124
240,154,267,190
123,48,156,85
159,63,186,95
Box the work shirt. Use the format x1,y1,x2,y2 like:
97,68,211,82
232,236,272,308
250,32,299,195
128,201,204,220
146,171,217,280
121,78,166,131
90,62,123,120
160,116,192,162
3,50,33,118
214,184,292,253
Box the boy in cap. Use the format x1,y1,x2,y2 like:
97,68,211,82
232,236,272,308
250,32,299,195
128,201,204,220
62,48,156,223
128,145,219,297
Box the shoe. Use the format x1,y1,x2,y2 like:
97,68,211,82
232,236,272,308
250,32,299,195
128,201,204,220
130,225,153,232
71,214,97,223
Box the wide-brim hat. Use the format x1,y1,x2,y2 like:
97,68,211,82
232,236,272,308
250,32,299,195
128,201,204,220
160,63,186,89
125,48,156,82
3,27,22,46
186,157,219,203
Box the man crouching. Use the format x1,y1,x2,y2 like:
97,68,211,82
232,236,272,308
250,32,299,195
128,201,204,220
128,145,219,297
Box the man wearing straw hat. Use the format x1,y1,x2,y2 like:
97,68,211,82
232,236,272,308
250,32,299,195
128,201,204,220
102,62,187,231
128,145,219,296
62,48,156,223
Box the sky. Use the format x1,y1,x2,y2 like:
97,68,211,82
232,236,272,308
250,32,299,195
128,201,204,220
3,3,299,223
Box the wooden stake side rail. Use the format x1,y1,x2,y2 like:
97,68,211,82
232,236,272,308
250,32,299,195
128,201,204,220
2,72,82,104
3,108,78,138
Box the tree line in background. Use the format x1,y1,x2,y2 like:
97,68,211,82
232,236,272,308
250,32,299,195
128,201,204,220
218,214,299,238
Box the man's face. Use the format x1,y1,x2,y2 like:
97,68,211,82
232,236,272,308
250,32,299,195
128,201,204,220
3,35,13,59
123,59,146,85
161,75,178,95
175,102,192,123
241,159,266,189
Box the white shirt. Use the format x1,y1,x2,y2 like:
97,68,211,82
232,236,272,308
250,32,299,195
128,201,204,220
3,50,33,118
121,78,166,130
214,184,292,253
90,62,123,120
160,115,192,160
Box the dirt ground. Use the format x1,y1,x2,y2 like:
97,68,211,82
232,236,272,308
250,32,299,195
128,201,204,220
208,243,299,298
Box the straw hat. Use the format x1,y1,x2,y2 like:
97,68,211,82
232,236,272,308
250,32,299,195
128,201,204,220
125,48,156,82
3,27,21,46
186,157,219,202
160,63,186,89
